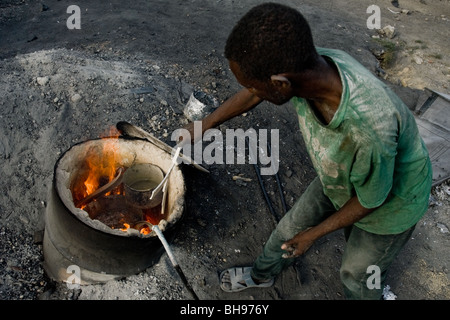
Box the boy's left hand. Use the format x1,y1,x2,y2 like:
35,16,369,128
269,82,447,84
281,227,315,258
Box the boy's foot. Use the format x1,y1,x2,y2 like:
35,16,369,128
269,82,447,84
219,267,274,292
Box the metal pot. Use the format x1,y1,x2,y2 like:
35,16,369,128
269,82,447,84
123,163,165,209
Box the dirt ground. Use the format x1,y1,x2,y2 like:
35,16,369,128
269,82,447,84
0,0,449,303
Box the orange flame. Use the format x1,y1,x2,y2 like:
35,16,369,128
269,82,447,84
120,223,131,232
72,126,122,207
140,226,151,235
71,126,168,234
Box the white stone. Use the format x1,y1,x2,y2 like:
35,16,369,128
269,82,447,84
71,93,82,103
413,55,423,65
382,25,396,39
36,76,49,86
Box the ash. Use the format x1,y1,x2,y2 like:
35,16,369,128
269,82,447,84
0,226,47,300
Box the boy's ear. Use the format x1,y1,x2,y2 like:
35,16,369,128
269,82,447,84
270,74,291,89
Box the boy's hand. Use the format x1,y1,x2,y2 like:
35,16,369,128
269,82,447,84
179,121,197,145
179,88,263,145
281,227,314,258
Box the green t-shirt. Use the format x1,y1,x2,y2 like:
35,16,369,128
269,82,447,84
292,47,432,235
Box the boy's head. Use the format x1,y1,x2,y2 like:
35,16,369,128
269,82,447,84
225,3,319,85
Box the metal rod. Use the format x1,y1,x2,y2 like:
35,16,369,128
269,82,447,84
116,121,209,173
268,142,287,215
152,225,178,267
253,162,279,222
247,138,280,222
150,223,199,300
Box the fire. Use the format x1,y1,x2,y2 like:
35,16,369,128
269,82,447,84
72,126,122,207
71,126,168,235
120,223,131,232
140,226,151,235
117,223,151,235
137,206,164,235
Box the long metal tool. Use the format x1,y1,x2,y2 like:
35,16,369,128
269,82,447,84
135,221,199,300
268,142,287,215
150,147,181,201
247,138,287,223
116,121,209,173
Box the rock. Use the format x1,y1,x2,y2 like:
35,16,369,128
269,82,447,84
379,25,396,39
382,285,397,300
413,55,423,65
27,35,38,43
36,76,49,86
71,93,82,103
437,223,449,234
33,230,44,244
401,78,409,87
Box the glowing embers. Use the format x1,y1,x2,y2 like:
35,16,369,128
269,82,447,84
83,196,165,234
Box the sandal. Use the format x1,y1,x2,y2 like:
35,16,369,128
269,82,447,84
219,267,274,292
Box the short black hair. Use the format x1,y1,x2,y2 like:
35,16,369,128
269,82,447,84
225,3,319,82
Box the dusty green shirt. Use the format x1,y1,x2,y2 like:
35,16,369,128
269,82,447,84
292,47,432,234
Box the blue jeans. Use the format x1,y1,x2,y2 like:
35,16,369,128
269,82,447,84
251,177,415,300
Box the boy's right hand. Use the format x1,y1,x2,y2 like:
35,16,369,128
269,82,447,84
179,88,262,145
177,120,205,146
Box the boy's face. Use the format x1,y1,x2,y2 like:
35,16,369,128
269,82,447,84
229,60,293,105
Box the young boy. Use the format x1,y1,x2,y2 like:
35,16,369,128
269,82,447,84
187,3,432,299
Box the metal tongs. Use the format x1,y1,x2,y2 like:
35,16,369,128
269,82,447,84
150,146,181,214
